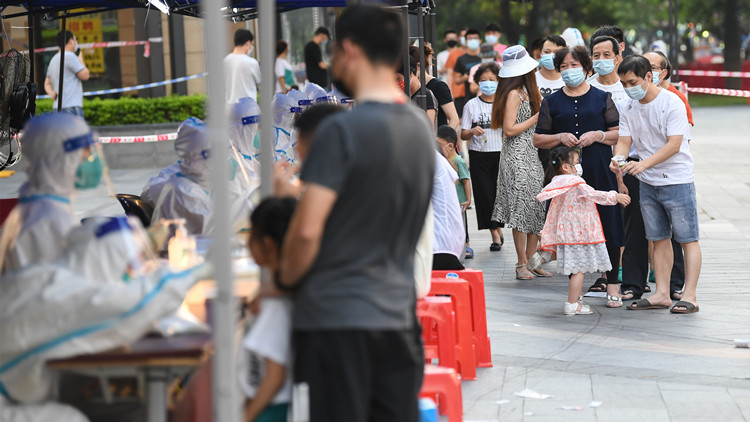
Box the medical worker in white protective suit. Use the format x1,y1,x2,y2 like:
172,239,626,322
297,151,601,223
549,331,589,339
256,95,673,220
152,118,212,235
139,117,205,207
0,113,103,275
0,215,206,422
272,93,301,164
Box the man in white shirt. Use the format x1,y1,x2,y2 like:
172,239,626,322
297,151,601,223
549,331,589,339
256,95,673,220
432,150,465,270
224,29,262,109
612,55,702,314
589,35,627,104
44,30,89,117
535,35,566,98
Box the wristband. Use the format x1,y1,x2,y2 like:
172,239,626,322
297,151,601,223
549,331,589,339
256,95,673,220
598,130,606,143
273,269,296,292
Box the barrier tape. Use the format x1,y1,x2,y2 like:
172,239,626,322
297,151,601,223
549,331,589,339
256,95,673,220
25,37,164,54
99,132,177,144
679,69,750,78
686,87,750,98
38,73,207,99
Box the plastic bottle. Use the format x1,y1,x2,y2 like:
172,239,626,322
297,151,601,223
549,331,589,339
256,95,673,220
168,219,196,269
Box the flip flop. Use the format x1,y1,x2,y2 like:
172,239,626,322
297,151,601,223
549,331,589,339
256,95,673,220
626,298,670,310
620,289,642,300
671,290,683,300
465,246,474,259
531,268,553,277
644,284,652,293
670,300,699,314
587,278,607,293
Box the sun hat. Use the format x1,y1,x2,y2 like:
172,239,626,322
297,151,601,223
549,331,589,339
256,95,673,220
561,27,585,46
498,45,539,78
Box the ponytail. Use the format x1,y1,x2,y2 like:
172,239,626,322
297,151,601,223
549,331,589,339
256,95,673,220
544,145,578,185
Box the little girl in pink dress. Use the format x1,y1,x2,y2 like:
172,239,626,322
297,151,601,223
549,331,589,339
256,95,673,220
537,146,630,315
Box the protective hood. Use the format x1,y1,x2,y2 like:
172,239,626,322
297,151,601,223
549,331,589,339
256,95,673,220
175,117,211,189
303,82,333,104
329,88,354,107
61,216,151,283
140,163,180,207
272,93,300,128
228,97,261,157
21,113,93,198
286,89,311,110
536,174,586,202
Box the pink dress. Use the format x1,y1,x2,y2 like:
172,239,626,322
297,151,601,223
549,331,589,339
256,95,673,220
536,174,618,275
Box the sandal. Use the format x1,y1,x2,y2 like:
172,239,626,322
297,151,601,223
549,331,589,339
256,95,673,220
527,250,552,271
587,278,607,293
531,268,553,277
606,295,623,308
465,246,474,259
626,298,670,310
620,289,642,300
670,300,699,314
490,242,502,251
644,284,652,293
671,290,683,300
515,264,534,280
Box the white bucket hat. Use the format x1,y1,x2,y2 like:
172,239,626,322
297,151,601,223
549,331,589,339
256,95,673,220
498,45,539,78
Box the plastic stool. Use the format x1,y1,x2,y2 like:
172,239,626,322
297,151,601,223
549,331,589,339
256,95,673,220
428,278,477,380
417,297,457,371
432,269,492,367
420,365,463,422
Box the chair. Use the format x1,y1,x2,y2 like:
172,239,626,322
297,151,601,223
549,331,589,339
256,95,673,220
417,297,457,372
432,269,492,367
115,194,154,228
420,365,463,422
428,278,477,380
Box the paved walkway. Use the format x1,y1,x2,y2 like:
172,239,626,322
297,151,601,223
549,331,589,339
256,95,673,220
1,106,748,422
459,106,750,422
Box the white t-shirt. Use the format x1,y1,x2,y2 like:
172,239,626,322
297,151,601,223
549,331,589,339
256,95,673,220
619,89,693,186
461,97,503,152
275,57,293,93
432,151,465,258
535,71,564,99
589,77,628,105
436,50,451,82
237,297,293,404
224,53,262,108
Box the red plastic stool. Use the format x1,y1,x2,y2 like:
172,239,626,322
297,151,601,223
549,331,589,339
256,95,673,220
0,198,18,227
432,269,492,367
428,278,477,380
417,297,457,372
419,365,463,422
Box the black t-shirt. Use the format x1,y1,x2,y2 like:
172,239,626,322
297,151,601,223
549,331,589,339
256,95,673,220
426,78,454,128
304,41,327,87
297,102,435,330
453,53,483,100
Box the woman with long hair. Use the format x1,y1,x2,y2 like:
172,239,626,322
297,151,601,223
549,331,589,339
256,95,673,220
490,45,548,280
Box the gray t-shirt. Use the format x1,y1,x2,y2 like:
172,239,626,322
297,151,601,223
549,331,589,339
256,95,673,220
295,101,436,331
46,51,85,109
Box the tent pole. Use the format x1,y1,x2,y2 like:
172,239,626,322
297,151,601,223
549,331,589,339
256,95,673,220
203,0,237,420
429,9,437,55
259,0,275,199
417,3,426,109
401,4,409,96
57,13,66,112
28,11,34,87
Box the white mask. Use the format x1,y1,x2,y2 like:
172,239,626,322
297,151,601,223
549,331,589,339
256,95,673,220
575,163,583,177
247,46,254,56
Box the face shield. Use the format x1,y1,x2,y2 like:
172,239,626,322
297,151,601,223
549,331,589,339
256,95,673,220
228,98,261,158
175,118,211,188
329,87,355,109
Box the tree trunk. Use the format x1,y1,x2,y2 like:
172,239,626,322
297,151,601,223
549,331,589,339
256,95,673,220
500,0,518,45
525,0,540,47
723,0,742,89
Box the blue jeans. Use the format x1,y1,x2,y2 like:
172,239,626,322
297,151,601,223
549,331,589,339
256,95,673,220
640,182,699,243
61,106,84,118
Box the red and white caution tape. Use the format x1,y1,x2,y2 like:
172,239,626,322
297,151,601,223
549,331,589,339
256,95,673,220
679,69,750,78
686,87,750,98
98,132,177,144
27,37,163,54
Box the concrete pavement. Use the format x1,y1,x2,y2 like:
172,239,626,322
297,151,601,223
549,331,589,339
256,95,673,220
459,106,750,422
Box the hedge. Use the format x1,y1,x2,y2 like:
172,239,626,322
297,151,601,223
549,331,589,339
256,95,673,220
35,94,207,126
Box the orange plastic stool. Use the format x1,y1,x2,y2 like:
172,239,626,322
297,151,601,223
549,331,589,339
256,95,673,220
428,278,477,380
417,297,457,371
432,269,492,367
419,365,463,422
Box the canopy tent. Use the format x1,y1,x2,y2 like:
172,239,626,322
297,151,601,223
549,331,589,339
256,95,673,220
0,0,435,420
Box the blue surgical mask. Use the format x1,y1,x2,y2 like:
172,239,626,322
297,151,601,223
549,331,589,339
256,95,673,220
460,36,466,46
652,71,662,86
539,53,555,71
624,77,649,101
485,35,499,45
466,39,481,51
593,59,615,76
561,67,585,87
75,154,104,189
478,80,498,96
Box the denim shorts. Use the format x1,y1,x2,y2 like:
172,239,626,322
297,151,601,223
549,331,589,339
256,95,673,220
639,182,699,243
61,106,84,118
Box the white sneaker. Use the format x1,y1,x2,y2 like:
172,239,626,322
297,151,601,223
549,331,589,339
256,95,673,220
564,301,593,316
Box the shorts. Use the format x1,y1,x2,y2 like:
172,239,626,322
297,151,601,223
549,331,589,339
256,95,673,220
293,328,424,422
639,182,699,243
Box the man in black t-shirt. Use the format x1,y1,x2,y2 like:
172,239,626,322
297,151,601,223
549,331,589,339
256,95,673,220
453,28,483,115
278,6,434,422
397,56,438,128
304,27,330,88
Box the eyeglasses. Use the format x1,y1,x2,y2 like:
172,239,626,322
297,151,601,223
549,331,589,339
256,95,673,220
651,66,662,71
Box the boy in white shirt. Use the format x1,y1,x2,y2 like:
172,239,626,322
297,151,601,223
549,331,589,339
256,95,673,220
612,55,702,314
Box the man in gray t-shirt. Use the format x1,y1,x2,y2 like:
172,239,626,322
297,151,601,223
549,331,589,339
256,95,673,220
45,30,89,117
277,5,434,422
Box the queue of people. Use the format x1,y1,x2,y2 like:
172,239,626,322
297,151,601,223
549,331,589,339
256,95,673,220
0,7,703,422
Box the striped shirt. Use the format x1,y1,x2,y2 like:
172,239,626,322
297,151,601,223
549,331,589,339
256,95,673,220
461,97,503,152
